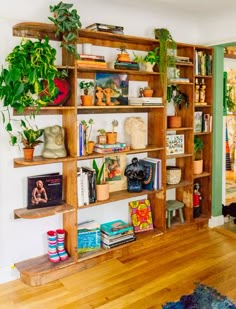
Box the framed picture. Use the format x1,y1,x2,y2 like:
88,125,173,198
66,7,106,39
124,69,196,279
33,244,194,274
104,154,127,192
194,111,203,132
95,73,129,105
166,134,185,155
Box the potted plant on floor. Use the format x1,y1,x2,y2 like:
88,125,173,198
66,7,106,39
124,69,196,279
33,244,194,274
106,120,119,144
80,118,95,154
79,81,95,106
92,159,109,201
194,136,204,174
48,1,82,59
167,85,188,128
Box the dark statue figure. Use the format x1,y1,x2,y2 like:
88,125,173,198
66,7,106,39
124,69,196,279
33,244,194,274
124,157,145,192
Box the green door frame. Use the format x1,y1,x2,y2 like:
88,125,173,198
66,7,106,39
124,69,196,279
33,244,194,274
212,42,236,217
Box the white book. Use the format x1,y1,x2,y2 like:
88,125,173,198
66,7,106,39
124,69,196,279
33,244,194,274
82,171,89,205
77,169,84,207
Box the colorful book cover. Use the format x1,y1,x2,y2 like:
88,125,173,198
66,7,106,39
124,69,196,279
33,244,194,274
194,111,203,132
27,173,63,209
129,199,154,233
139,159,155,191
166,134,185,155
100,219,133,236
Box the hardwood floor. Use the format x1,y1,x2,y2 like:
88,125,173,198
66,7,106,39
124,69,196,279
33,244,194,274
1,225,236,308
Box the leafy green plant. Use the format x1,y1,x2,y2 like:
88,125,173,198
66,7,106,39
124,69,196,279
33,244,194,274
154,28,176,86
167,85,188,114
48,1,82,59
92,159,105,184
21,126,44,149
111,120,119,133
117,46,128,54
80,118,94,141
144,47,159,65
0,37,59,143
194,136,203,160
97,128,106,135
226,86,235,112
79,81,94,95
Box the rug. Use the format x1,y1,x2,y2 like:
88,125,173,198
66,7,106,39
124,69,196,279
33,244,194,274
162,283,236,308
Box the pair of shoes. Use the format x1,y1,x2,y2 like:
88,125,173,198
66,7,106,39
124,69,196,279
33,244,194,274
47,229,69,263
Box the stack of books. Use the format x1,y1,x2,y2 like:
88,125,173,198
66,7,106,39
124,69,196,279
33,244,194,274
128,97,163,106
77,54,107,69
100,219,136,249
86,23,124,34
94,142,128,154
139,157,162,191
114,61,139,71
77,167,96,206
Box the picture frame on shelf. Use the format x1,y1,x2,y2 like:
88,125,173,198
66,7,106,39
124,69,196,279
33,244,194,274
104,154,127,192
166,134,185,155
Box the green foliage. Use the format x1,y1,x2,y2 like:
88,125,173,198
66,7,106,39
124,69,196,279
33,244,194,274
144,47,159,65
80,118,94,141
79,81,94,95
167,85,188,114
92,159,105,185
111,119,118,133
226,86,235,112
117,46,128,54
97,128,106,135
194,136,203,160
48,1,82,59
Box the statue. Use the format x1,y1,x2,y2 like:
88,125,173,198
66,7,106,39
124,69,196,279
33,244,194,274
124,157,145,192
124,117,147,149
42,125,67,158
200,79,206,103
95,87,105,106
103,88,114,105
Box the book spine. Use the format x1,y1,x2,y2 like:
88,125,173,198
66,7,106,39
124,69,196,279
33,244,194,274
95,143,126,149
82,171,89,205
94,147,126,154
79,54,105,60
77,169,84,207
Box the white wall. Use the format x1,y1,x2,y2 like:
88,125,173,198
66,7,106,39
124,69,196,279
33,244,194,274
0,0,234,284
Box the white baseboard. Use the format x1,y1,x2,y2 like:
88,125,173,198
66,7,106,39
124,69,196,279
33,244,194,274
208,215,225,228
0,266,20,284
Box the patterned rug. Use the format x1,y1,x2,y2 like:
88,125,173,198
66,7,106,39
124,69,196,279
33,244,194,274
162,283,236,308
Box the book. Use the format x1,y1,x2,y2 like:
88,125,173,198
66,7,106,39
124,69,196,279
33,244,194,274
78,220,101,253
100,220,133,236
194,111,203,132
101,232,135,245
81,167,96,204
114,61,139,70
86,23,124,32
27,173,63,209
142,157,162,190
139,159,156,191
94,146,127,154
101,229,134,241
166,134,185,155
95,142,127,149
129,199,154,233
79,54,105,61
101,236,136,249
77,60,107,69
128,97,163,105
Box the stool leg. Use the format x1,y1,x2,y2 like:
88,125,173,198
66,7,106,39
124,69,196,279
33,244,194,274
179,209,184,223
167,210,172,228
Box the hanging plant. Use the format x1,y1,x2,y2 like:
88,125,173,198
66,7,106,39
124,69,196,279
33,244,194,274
48,1,82,59
154,28,177,87
167,85,188,115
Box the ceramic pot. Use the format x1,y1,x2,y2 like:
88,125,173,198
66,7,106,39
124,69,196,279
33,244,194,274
87,141,95,154
143,89,153,97
194,159,203,175
96,183,109,201
23,148,34,161
97,135,107,144
81,95,93,106
106,132,117,144
144,62,155,72
167,116,182,128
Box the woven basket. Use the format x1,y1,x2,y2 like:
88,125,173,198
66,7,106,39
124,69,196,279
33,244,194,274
166,166,181,184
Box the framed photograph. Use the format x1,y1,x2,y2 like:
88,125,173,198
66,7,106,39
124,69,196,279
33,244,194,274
104,154,127,192
95,72,129,105
194,111,203,132
166,134,185,155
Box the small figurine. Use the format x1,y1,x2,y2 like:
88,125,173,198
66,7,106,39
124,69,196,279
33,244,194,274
124,157,145,192
199,79,206,103
96,87,105,106
193,182,202,218
103,88,114,105
195,78,200,103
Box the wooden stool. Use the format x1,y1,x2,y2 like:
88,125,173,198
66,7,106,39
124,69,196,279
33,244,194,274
167,200,185,228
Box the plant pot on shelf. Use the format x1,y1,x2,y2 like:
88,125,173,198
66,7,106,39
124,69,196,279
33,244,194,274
81,95,93,106
143,89,154,97
23,148,35,161
144,62,155,72
167,115,182,128
166,166,182,185
106,132,117,144
96,182,109,201
97,134,107,144
193,159,203,175
87,141,95,154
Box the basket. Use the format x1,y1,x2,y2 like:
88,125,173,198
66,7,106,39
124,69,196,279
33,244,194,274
166,166,181,184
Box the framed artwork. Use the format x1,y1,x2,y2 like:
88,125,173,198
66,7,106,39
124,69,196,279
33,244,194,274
166,134,185,155
129,199,154,233
95,72,129,105
104,154,127,192
194,111,203,132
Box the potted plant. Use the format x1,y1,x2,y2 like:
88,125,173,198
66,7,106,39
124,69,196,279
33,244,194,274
143,86,154,97
167,85,188,128
92,159,109,201
97,128,107,144
143,47,159,72
194,136,204,174
154,28,176,87
79,80,95,106
48,1,82,59
80,118,95,154
116,46,130,62
106,120,118,144
20,121,44,160
0,37,59,144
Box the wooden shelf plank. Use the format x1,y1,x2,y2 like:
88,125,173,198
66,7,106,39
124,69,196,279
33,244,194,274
166,180,192,190
14,203,75,219
167,127,193,132
194,171,211,180
77,105,164,114
166,153,192,159
14,156,75,168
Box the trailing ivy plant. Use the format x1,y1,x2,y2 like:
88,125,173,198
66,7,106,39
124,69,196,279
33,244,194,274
0,37,59,144
48,1,82,59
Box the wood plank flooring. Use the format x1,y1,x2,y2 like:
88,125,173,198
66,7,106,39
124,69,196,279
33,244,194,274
1,225,236,308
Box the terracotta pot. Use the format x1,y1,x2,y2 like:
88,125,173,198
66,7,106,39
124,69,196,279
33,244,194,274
117,54,130,62
194,159,203,175
167,116,182,128
87,141,95,154
96,183,109,201
143,89,154,97
23,148,34,161
81,95,93,106
97,135,107,144
106,132,117,144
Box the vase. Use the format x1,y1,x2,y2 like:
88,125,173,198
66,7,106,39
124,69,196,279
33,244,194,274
23,148,34,161
143,89,153,97
81,95,93,106
106,132,117,144
167,115,182,128
87,141,95,154
194,160,203,175
144,62,155,72
96,183,109,201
